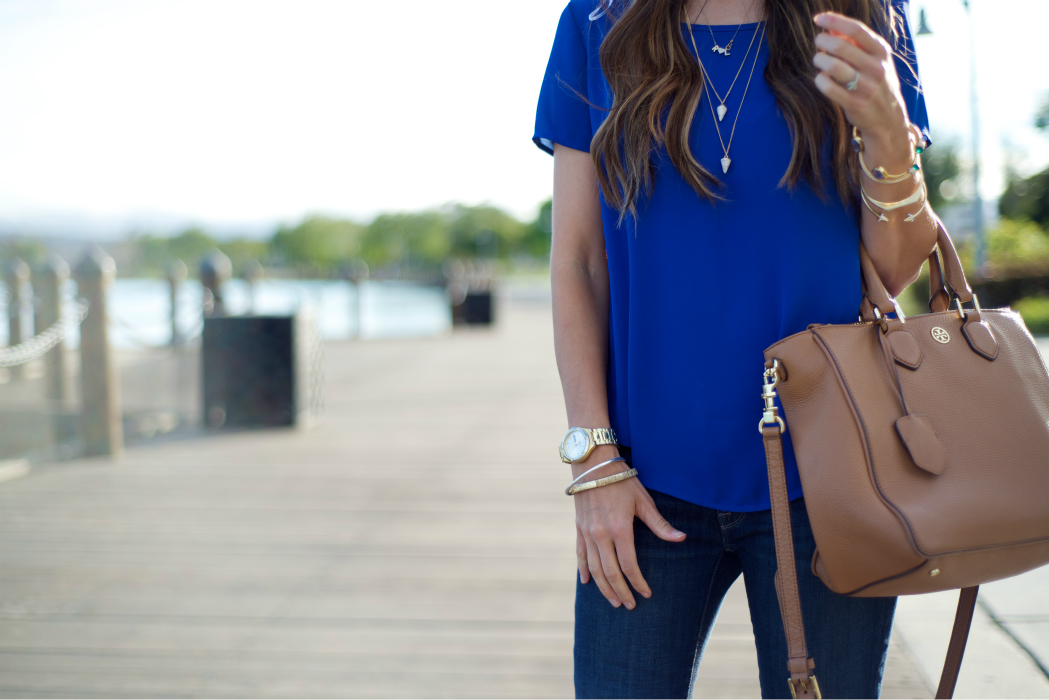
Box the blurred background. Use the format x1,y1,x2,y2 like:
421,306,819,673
0,1,1048,698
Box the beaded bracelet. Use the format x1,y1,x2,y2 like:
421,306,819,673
852,125,926,184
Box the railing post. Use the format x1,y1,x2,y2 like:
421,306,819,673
200,251,232,318
33,254,73,405
243,259,263,315
346,259,368,339
4,257,30,380
75,247,123,458
167,260,187,346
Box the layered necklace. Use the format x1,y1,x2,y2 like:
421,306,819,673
685,10,766,174
706,13,745,55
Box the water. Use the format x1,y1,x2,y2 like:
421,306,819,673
1,279,452,350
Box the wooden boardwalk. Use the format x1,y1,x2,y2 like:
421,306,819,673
0,298,929,698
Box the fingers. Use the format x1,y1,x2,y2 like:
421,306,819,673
576,528,590,585
637,495,687,543
583,531,622,608
613,524,652,599
594,535,636,609
814,71,856,109
814,12,888,59
812,51,860,91
814,31,879,75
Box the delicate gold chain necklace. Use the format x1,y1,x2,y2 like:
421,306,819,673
686,15,766,174
690,20,760,122
698,0,755,56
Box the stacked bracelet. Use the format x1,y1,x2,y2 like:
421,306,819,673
861,181,927,223
566,457,626,494
852,125,925,184
567,468,639,496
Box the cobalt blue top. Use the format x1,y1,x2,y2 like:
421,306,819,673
534,0,930,511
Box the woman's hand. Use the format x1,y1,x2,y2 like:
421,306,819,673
811,12,913,164
573,446,686,610
810,11,938,297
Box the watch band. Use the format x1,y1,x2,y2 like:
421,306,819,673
587,427,617,446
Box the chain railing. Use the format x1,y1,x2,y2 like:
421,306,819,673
0,298,89,368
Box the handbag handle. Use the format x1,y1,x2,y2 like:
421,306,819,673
859,214,975,323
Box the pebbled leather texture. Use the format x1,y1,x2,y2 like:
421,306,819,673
761,217,1049,697
895,413,948,475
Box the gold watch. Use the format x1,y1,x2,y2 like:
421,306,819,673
559,427,618,464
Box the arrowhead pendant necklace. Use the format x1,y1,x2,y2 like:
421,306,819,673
690,21,760,123
686,16,766,174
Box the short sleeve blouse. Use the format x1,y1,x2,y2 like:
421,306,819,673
534,0,930,511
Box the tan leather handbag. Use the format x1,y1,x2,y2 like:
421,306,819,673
760,216,1049,699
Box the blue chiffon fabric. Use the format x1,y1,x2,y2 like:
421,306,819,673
534,1,929,511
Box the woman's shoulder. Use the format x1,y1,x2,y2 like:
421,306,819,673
558,0,615,34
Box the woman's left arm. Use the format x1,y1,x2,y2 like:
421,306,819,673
811,11,938,298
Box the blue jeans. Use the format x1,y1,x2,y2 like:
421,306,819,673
574,489,896,699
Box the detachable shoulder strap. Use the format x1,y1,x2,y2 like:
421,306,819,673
762,426,979,700
763,425,820,699
936,587,979,698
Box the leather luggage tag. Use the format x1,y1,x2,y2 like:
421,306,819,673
895,413,948,475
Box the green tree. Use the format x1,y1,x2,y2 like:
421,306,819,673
446,204,526,259
984,218,1049,278
127,227,218,275
362,211,451,267
218,239,270,276
922,135,963,212
999,169,1049,229
0,239,48,269
518,199,553,259
271,216,363,272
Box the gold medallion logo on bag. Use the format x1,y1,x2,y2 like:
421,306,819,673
931,327,950,344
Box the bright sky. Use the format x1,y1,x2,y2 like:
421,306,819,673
0,0,1046,239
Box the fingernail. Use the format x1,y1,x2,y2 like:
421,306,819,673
671,529,685,538
642,590,652,598
611,600,621,608
814,14,826,25
625,601,635,610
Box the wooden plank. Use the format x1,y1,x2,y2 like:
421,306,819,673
0,299,932,698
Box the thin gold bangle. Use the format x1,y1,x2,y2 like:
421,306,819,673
862,180,925,210
565,457,626,495
566,468,638,496
852,126,923,184
860,183,927,222
860,189,889,222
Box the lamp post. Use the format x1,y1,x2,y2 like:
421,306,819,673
916,2,984,278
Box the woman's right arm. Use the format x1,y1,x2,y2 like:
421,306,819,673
551,144,686,611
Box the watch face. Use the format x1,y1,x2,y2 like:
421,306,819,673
563,429,590,462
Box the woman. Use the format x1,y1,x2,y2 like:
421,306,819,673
533,0,937,697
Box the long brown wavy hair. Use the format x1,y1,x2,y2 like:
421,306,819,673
591,0,903,220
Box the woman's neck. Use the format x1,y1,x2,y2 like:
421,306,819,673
685,0,766,24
